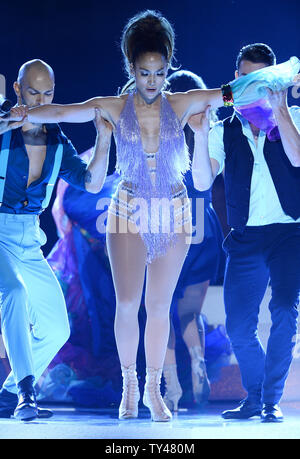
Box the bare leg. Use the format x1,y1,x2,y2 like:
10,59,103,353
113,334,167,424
177,280,211,404
164,320,176,365
144,231,191,369
164,281,210,368
106,214,147,419
106,215,147,367
143,230,191,419
178,280,210,353
162,319,183,411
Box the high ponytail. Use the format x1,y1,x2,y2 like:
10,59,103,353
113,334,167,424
120,10,176,93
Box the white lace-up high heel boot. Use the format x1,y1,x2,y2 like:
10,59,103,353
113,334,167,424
119,364,140,419
162,363,183,412
189,345,210,405
143,367,172,422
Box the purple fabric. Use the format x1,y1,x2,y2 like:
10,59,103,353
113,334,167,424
47,231,79,285
236,98,280,141
114,91,190,263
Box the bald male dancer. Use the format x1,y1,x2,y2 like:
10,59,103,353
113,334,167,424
0,60,112,420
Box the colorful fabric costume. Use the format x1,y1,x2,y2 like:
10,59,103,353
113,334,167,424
109,91,192,263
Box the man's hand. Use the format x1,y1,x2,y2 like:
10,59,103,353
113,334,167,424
190,104,218,191
84,108,112,194
188,105,211,136
266,88,300,167
93,108,113,139
266,88,288,113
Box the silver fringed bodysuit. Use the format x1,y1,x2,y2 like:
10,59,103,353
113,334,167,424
108,91,192,263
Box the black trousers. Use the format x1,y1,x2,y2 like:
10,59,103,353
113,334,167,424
223,223,300,404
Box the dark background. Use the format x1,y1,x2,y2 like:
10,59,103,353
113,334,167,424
1,0,300,254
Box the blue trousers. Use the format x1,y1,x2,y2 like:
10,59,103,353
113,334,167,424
223,223,300,405
0,213,70,393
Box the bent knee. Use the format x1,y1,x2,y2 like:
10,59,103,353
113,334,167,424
33,298,70,346
34,318,70,348
270,289,300,311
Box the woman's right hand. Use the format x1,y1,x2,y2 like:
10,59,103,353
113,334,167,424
2,104,28,122
0,105,28,134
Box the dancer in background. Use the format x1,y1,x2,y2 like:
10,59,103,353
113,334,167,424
192,43,300,423
162,70,225,411
7,12,296,422
0,59,112,421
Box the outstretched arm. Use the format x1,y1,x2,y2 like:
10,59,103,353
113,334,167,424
170,89,223,126
171,57,300,125
3,96,120,126
184,88,224,113
28,100,96,123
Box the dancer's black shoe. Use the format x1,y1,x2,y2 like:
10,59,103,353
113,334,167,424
222,399,262,419
0,386,53,419
261,404,284,423
14,376,38,421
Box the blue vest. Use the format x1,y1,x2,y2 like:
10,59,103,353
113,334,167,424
223,115,300,230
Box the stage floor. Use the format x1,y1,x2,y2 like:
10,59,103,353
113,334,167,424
0,401,300,440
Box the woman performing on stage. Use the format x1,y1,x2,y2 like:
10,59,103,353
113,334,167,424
8,11,299,422
163,70,225,410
